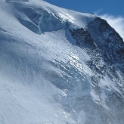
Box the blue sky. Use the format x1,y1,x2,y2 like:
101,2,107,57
46,0,124,17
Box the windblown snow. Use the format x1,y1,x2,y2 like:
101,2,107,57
0,0,124,124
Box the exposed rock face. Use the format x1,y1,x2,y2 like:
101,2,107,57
69,17,124,124
88,17,124,63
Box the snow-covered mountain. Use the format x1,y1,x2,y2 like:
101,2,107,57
0,0,124,124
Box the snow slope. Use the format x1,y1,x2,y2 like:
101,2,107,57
0,0,124,124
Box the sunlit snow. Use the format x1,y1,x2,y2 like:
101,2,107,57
0,0,124,124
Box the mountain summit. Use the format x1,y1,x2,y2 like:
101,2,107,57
0,0,124,124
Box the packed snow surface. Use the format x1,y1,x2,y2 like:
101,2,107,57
0,0,124,124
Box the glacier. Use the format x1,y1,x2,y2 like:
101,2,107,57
0,0,124,124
